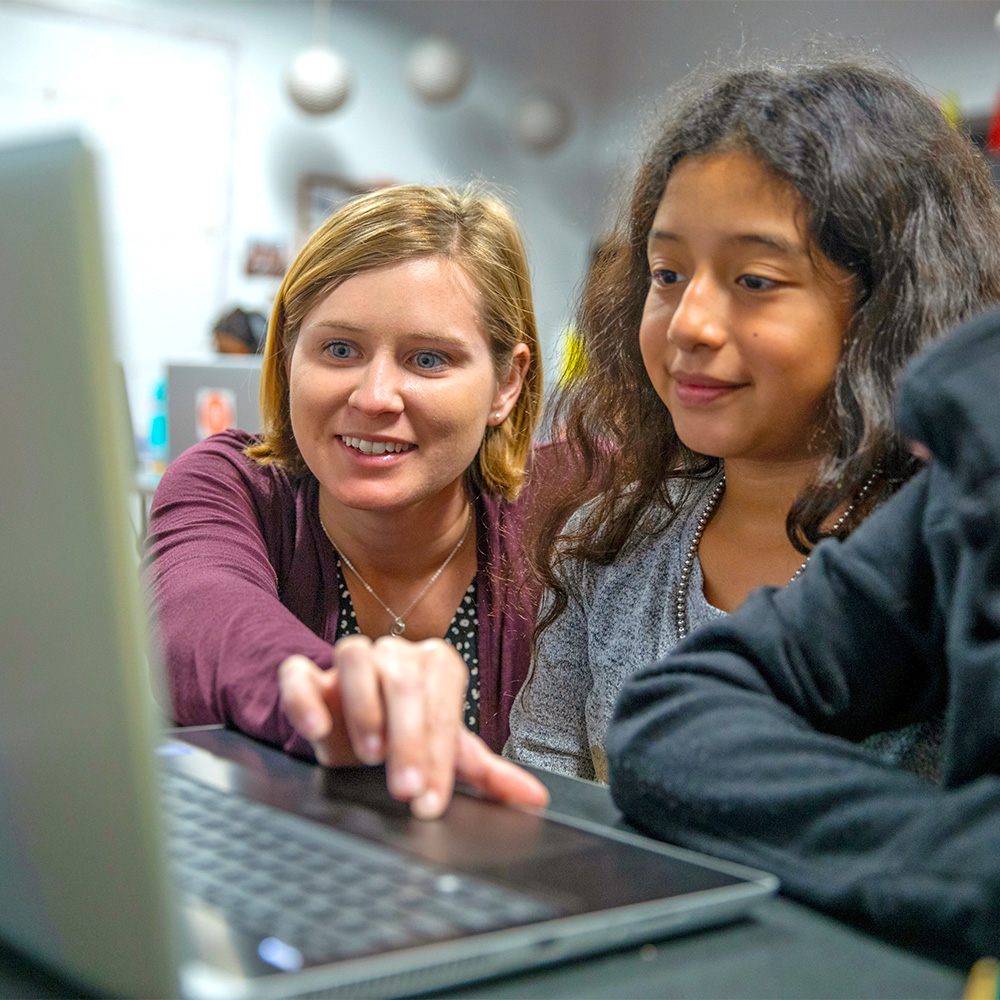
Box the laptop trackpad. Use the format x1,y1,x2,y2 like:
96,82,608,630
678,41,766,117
312,765,741,908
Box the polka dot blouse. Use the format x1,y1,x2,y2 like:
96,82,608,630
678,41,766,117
334,564,481,735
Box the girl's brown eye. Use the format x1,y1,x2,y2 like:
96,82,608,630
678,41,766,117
738,274,776,292
651,268,682,286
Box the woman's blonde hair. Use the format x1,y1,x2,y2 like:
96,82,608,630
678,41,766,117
246,184,542,500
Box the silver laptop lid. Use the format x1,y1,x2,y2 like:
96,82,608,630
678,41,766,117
0,132,180,998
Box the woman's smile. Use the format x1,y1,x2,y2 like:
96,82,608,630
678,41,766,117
337,435,416,457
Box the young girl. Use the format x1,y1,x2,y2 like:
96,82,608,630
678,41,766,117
505,53,1000,781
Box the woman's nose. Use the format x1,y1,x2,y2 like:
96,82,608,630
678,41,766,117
666,276,727,352
348,356,404,414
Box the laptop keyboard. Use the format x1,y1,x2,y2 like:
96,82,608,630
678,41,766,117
161,769,558,964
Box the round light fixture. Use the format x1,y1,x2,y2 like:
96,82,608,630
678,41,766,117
286,46,351,116
406,37,471,104
514,93,573,154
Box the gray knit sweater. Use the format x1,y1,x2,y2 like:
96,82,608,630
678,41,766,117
506,475,725,781
505,473,942,783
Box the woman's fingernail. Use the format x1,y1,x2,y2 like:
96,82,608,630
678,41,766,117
411,790,443,819
301,712,324,739
393,767,423,797
360,735,383,763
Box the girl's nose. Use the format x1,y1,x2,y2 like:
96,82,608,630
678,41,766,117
666,275,727,352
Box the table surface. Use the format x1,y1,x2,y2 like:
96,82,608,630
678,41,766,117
461,763,967,999
0,727,967,1000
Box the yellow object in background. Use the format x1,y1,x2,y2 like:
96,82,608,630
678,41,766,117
559,326,587,383
940,91,963,130
963,957,999,1000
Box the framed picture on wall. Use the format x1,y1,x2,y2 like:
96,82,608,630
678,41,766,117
295,173,371,246
243,239,288,277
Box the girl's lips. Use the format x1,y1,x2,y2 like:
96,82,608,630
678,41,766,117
671,373,745,405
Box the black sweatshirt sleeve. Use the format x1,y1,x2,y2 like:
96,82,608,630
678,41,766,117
607,472,1000,967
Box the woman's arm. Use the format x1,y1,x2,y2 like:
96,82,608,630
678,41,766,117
147,433,549,817
143,433,329,756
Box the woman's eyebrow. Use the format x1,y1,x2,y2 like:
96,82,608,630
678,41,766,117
306,320,366,332
303,320,470,347
403,331,471,348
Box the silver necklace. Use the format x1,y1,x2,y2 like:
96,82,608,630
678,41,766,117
319,511,471,637
673,472,878,641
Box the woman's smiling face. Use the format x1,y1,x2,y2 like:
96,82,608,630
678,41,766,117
639,150,856,466
288,255,527,515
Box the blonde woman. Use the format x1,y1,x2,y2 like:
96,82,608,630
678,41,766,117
145,186,553,817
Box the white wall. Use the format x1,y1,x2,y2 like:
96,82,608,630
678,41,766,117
592,1,1000,189
2,0,999,450
0,0,614,445
0,1,237,441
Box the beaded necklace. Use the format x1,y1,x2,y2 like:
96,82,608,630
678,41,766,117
673,473,878,640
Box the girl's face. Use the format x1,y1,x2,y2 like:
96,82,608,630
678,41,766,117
288,256,528,517
639,150,855,466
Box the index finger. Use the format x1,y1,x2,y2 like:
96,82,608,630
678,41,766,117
407,639,469,819
374,637,465,808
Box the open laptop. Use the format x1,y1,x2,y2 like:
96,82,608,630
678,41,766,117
166,357,263,462
0,132,777,1000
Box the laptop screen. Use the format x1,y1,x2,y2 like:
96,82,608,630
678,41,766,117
0,132,181,997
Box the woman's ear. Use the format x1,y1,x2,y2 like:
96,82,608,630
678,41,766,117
489,343,531,423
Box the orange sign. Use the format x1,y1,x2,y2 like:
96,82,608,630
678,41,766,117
196,388,237,439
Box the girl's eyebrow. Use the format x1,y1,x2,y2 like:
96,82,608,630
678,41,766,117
647,229,807,260
731,233,807,258
646,229,677,246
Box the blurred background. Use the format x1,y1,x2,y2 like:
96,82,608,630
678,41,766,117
3,0,999,458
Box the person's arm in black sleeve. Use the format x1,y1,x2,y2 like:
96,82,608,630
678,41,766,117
607,470,1000,968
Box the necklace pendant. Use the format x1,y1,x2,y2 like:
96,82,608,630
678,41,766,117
390,619,406,637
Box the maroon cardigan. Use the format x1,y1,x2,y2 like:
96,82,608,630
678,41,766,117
143,429,559,756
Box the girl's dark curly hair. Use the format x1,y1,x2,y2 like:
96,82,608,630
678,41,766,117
535,51,1000,640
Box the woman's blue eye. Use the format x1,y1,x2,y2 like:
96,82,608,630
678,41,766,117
413,351,446,370
326,341,354,359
